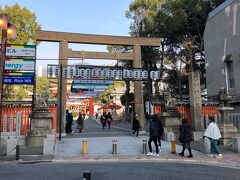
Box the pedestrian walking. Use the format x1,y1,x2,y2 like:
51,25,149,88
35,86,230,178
147,114,160,157
157,116,164,152
69,111,73,134
132,113,140,137
95,112,99,119
178,119,193,158
76,113,84,133
107,112,113,129
100,112,107,129
204,115,222,158
65,110,73,134
83,113,86,120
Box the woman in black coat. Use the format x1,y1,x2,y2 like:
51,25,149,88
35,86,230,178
132,113,140,137
76,113,84,133
147,114,160,156
178,119,193,158
100,112,107,129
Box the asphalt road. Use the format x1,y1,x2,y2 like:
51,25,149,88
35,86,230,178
0,162,239,180
64,118,132,138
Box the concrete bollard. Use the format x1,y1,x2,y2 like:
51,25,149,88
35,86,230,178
83,171,91,180
142,140,147,154
112,139,117,155
16,145,20,160
82,139,87,155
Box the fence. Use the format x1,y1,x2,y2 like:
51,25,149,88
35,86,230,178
202,113,240,132
1,112,23,137
229,113,240,131
154,104,219,127
0,105,57,135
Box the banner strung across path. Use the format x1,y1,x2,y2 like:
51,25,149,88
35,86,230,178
47,64,161,80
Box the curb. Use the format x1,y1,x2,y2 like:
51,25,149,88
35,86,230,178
51,156,240,169
2,155,239,169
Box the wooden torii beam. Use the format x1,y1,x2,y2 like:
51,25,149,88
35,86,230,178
68,49,134,60
36,30,160,46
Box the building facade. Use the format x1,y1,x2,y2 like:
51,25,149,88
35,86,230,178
204,0,240,112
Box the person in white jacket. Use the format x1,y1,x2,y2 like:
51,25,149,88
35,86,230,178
204,115,222,158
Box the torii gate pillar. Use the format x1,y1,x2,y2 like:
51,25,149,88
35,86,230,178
133,45,145,130
58,41,68,132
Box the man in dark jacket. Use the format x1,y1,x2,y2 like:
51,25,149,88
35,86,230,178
65,110,73,134
157,116,164,152
132,113,140,137
178,118,193,158
147,114,161,156
100,112,107,129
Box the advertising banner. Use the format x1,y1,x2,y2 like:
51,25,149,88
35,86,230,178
71,88,106,92
73,79,114,85
4,72,35,76
5,59,35,71
68,92,98,99
72,84,109,89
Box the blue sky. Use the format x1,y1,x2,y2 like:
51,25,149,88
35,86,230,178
0,0,133,66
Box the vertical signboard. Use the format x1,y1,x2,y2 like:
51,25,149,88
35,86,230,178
16,112,22,136
3,114,7,132
10,114,14,132
189,71,203,131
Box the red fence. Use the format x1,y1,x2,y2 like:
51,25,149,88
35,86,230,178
154,104,219,125
1,104,219,135
0,105,57,135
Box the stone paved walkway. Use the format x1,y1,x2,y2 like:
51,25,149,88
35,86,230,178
53,135,240,168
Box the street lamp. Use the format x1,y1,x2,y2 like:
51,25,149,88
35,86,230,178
0,14,17,117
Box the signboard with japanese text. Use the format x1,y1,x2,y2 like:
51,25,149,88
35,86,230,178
4,76,34,85
5,44,36,57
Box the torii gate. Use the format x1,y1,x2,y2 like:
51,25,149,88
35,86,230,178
36,30,161,132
